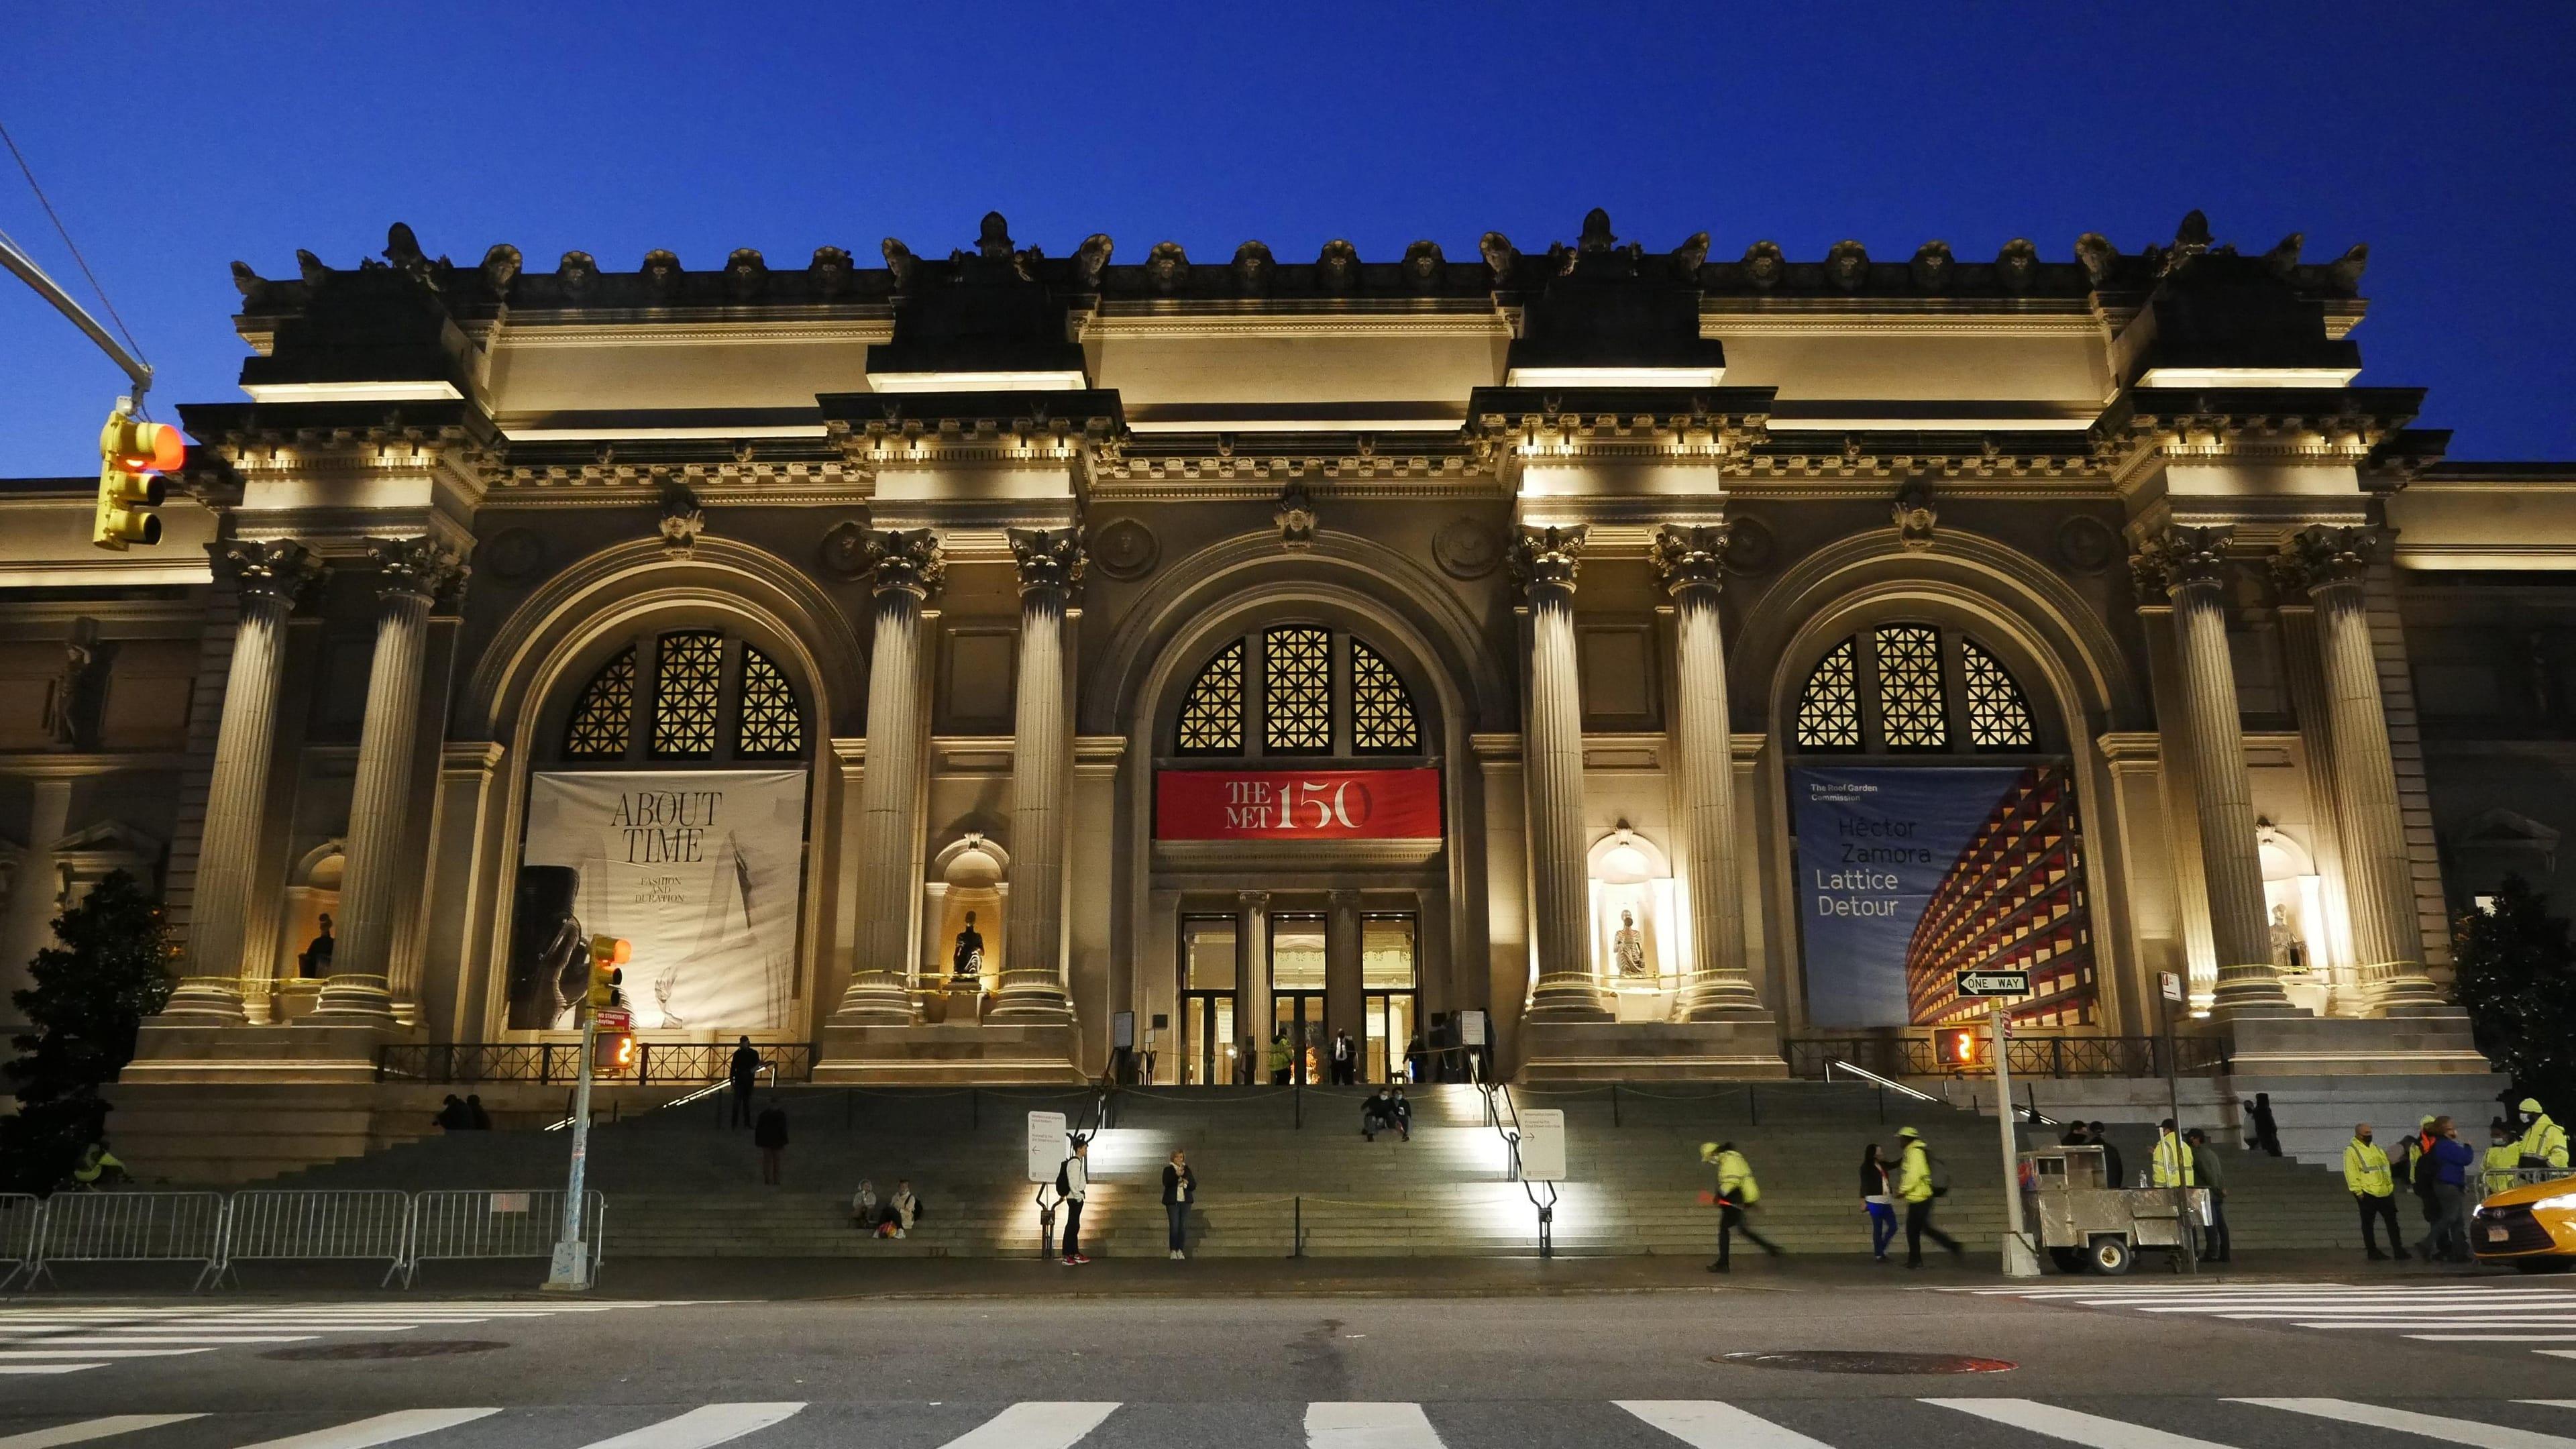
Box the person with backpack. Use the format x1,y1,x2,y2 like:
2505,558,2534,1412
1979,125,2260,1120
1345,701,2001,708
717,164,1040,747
1894,1126,1960,1268
1700,1141,1780,1273
1057,1137,1091,1265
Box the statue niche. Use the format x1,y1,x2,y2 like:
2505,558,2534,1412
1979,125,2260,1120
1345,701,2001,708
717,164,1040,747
922,834,1008,1024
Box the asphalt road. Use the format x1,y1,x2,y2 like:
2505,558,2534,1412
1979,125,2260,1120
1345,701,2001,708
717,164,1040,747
5,1281,2576,1447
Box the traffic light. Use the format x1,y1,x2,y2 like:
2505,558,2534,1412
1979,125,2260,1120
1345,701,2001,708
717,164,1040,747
587,934,629,1009
93,401,180,551
1933,1026,1984,1069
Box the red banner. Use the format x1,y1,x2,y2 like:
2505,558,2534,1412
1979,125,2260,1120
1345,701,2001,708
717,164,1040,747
1155,768,1442,841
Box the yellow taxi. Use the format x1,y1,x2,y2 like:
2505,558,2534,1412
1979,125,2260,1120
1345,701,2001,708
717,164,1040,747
2472,1177,2576,1271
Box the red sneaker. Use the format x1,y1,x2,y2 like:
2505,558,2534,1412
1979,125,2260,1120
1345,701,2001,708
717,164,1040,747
1071,1254,1092,1265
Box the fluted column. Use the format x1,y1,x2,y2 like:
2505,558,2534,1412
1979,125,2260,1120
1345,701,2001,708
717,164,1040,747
2135,525,2292,1015
1237,892,1270,1081
2281,526,2443,1012
310,538,466,1024
1654,525,1765,1020
988,527,1079,1023
164,540,321,1023
1515,525,1609,1022
832,529,943,1024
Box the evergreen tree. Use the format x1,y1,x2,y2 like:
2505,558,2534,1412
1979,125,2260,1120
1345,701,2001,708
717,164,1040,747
2453,875,2576,1120
0,869,172,1193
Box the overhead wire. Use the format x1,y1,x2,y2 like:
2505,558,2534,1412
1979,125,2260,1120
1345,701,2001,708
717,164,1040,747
0,114,153,405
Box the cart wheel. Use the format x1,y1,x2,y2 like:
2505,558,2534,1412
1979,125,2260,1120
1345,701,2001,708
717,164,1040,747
2087,1236,2133,1275
2049,1247,2085,1273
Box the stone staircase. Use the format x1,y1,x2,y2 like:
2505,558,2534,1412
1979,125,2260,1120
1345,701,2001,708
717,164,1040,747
227,1080,2377,1260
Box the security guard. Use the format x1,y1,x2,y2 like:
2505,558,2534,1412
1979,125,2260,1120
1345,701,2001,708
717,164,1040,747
1699,1141,1779,1273
2487,1119,2524,1199
2344,1122,2406,1262
1893,1126,1961,1268
2517,1097,2569,1170
2150,1116,2198,1187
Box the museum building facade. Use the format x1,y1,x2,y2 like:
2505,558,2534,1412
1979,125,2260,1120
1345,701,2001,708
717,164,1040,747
3,207,2571,1160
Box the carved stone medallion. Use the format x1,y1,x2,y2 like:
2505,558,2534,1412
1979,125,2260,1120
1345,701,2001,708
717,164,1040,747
1722,515,1776,576
2054,516,2121,576
1090,517,1160,580
482,527,545,584
818,520,873,580
1432,517,1504,580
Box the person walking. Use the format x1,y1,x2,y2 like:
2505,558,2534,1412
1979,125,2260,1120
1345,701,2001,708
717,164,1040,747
753,1098,788,1186
2416,1115,2476,1263
2344,1122,2408,1261
1330,1030,1356,1086
2518,1097,2569,1171
1860,1142,1898,1263
1058,1137,1092,1265
1161,1148,1197,1260
2487,1119,2524,1201
728,1036,762,1128
1894,1126,1960,1268
2150,1118,2197,1189
2245,1093,2283,1157
2187,1128,2231,1263
1701,1141,1780,1272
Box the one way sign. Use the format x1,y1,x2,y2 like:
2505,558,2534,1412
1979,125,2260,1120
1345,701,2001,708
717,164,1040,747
1955,969,2031,997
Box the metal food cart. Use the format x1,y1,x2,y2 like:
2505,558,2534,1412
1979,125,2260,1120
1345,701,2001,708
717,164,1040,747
2019,1143,2210,1275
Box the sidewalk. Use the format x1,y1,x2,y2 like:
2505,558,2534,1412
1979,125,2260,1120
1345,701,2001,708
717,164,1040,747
13,1248,2519,1301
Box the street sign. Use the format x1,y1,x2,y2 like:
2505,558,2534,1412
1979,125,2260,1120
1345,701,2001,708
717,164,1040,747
593,1006,631,1033
2159,971,2184,1003
1955,969,2031,997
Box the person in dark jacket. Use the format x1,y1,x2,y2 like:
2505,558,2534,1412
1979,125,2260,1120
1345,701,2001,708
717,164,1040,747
1161,1148,1197,1259
464,1094,492,1130
1389,1087,1413,1140
2091,1122,2125,1187
753,1099,789,1185
1362,1087,1396,1141
2244,1093,2283,1157
2187,1128,2230,1263
2416,1116,2477,1263
1860,1142,1898,1262
729,1036,763,1128
435,1095,470,1130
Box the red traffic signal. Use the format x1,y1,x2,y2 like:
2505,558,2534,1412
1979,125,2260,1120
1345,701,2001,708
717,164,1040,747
93,404,179,550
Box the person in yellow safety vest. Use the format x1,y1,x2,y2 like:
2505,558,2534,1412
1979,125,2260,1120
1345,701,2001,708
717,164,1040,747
2344,1122,2407,1263
1267,1032,1293,1085
1892,1126,1962,1268
2517,1097,2569,1170
2150,1116,2198,1187
1698,1141,1780,1273
2486,1120,2524,1199
68,1140,125,1189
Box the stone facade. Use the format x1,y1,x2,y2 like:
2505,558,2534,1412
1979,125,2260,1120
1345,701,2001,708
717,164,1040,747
0,207,2562,1108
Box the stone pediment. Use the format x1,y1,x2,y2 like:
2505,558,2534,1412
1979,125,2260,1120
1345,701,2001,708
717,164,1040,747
53,820,162,859
2453,808,2561,873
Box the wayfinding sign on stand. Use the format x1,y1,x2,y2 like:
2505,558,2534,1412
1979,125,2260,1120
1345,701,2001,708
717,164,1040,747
1026,1111,1068,1184
1515,1107,1567,1182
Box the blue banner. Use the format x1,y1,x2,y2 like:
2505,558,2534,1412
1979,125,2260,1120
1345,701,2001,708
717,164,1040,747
1790,765,2037,1028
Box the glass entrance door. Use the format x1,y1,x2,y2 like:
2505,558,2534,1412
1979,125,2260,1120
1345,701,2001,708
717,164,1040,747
1269,913,1328,1084
1179,916,1238,1085
1362,913,1419,1082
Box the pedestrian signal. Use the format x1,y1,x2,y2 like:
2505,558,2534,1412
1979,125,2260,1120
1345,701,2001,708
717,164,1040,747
1934,1027,1984,1068
588,934,629,1008
602,1030,637,1072
94,401,180,550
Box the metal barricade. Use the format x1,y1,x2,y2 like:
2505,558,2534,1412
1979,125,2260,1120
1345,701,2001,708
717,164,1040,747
25,1191,229,1291
0,1193,42,1291
219,1190,412,1287
405,1189,603,1288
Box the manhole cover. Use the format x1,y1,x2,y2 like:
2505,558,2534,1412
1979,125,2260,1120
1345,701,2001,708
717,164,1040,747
1717,1350,2015,1375
260,1340,506,1361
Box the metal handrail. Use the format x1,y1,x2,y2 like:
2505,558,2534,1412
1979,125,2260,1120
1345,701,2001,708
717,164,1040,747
1826,1057,1943,1105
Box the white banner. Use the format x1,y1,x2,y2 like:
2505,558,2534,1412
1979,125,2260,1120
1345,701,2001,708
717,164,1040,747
517,770,807,1031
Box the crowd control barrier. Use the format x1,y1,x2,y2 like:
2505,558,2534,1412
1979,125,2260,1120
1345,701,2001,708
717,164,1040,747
0,1194,41,1291
405,1189,604,1288
219,1190,413,1287
21,1191,229,1291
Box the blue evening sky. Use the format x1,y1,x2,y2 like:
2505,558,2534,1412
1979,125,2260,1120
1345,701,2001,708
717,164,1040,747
3,1,2571,476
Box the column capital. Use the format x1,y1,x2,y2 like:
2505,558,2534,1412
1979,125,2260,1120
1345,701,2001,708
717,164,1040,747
2270,524,2379,601
1511,524,1587,596
209,539,321,610
368,536,470,606
866,527,945,600
1651,523,1731,595
2129,523,2235,600
1237,890,1271,910
1008,525,1085,598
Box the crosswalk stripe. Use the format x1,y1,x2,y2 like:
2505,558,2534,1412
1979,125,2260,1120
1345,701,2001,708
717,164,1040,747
0,1366,105,1376
235,1411,502,1449
572,1404,805,1449
2539,1352,2576,1362
0,1336,320,1345
1615,1399,1835,1446
0,1349,215,1359
2412,1336,2576,1342
1923,1398,2233,1447
934,1403,1120,1449
0,1415,205,1449
1304,1402,1443,1448
2235,1397,2576,1447
2516,1401,2576,1407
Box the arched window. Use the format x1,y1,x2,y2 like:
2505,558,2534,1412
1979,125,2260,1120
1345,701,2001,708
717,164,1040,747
553,629,808,765
1170,626,1427,758
1788,625,2042,755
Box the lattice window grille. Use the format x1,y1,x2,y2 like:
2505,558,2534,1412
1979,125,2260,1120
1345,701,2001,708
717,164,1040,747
1350,639,1421,753
651,631,724,757
1875,624,1949,749
563,647,637,759
1176,639,1246,753
1264,626,1333,752
1962,638,2038,749
1794,639,1863,749
737,645,805,757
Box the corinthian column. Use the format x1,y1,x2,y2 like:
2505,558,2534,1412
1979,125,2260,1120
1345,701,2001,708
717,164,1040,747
1515,525,1609,1022
163,539,321,1023
2279,525,2443,1012
310,538,467,1024
1654,525,1764,1020
2136,525,2292,1015
988,526,1080,1024
832,529,943,1024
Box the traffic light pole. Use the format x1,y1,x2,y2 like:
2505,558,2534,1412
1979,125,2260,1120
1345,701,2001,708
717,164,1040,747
0,227,152,400
1992,1001,2041,1279
543,1006,598,1293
